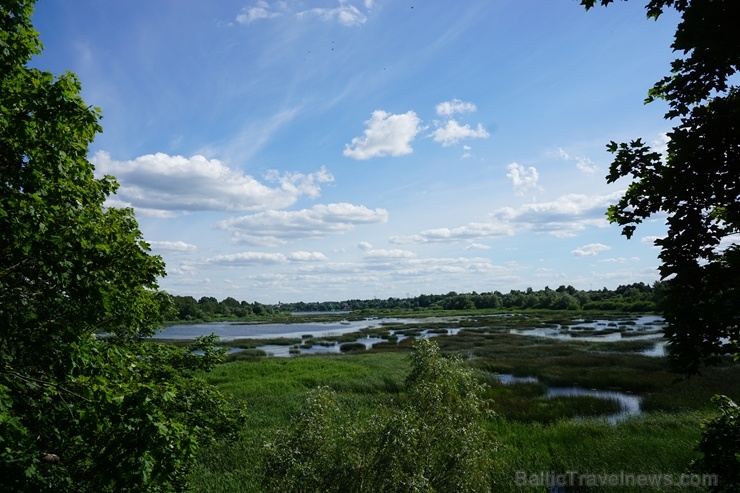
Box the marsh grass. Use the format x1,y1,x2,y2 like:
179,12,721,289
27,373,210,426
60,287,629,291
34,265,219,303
489,411,707,492
481,380,623,423
189,311,739,492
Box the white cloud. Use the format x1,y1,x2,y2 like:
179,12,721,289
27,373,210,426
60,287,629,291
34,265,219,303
236,1,282,24
344,110,422,159
641,235,663,247
599,256,640,263
103,197,178,219
575,156,598,174
558,148,598,174
393,192,621,246
148,240,197,252
218,202,389,245
435,99,477,116
363,248,416,258
288,251,329,261
491,191,620,237
571,243,611,257
357,241,373,251
652,132,670,159
238,0,373,27
205,250,328,266
431,120,489,147
390,222,513,244
264,166,334,199
464,242,491,250
506,162,540,195
93,151,334,213
299,1,369,26
207,252,287,265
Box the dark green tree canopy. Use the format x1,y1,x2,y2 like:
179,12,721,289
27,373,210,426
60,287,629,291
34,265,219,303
1,1,240,490
583,0,740,373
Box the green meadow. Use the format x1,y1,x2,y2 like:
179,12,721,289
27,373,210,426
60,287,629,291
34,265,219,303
187,311,740,492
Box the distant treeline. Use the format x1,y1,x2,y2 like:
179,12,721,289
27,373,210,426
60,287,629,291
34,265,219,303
169,282,664,321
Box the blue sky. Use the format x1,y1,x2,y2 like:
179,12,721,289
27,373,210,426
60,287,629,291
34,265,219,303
32,0,680,304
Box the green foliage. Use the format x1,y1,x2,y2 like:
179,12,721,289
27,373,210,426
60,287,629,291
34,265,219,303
583,0,740,374
693,395,740,492
262,339,494,493
0,2,241,490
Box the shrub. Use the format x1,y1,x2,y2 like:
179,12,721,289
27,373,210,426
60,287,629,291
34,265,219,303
693,395,740,492
262,339,494,492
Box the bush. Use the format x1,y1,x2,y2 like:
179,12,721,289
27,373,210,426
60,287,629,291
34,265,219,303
262,339,494,492
693,395,740,492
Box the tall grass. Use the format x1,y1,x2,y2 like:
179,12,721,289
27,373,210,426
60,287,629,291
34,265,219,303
188,311,739,492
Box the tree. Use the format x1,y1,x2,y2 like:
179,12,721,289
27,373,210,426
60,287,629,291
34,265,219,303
0,1,240,490
263,339,493,493
582,0,740,374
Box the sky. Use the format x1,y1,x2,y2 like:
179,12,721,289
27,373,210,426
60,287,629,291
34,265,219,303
31,0,681,304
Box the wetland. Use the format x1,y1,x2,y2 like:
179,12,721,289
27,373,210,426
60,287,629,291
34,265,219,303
177,310,739,492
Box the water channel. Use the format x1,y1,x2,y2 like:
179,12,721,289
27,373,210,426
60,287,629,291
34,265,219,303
155,314,666,358
493,374,642,424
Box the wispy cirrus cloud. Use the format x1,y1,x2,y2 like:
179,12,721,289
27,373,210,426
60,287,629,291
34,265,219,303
343,110,422,159
218,202,389,245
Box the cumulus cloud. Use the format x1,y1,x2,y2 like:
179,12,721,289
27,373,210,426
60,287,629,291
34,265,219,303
435,99,477,116
343,110,422,160
431,120,489,147
237,0,373,27
148,240,197,252
206,252,288,265
288,251,329,261
394,191,622,245
464,242,491,250
390,222,513,244
299,1,368,26
506,162,541,195
491,191,621,237
205,250,328,266
571,243,611,256
92,151,333,213
218,202,389,245
236,1,282,24
362,248,416,258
